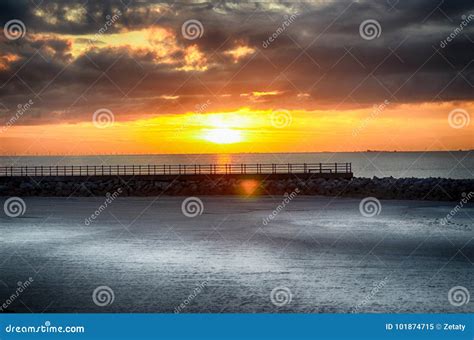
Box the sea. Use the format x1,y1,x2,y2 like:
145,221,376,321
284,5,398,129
2,196,473,313
0,151,473,179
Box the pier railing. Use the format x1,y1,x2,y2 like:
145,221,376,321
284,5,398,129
0,163,352,177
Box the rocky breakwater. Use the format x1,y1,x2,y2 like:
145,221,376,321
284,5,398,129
0,176,473,201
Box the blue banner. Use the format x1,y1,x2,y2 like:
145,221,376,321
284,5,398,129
0,314,472,339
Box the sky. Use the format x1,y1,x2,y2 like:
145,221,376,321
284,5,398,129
0,0,473,155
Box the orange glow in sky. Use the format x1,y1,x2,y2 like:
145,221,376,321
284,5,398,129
2,3,473,157
1,102,473,155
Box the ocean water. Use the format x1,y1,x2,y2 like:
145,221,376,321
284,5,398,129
0,151,473,179
1,196,473,313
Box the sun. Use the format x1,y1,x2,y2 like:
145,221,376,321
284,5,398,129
202,128,243,144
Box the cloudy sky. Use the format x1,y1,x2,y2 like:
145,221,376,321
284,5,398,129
0,0,473,155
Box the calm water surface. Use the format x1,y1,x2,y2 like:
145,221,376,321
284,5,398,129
0,152,472,179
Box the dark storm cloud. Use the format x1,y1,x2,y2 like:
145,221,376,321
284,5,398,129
0,0,473,124
0,0,30,23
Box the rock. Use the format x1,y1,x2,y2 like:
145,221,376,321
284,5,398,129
1,176,473,201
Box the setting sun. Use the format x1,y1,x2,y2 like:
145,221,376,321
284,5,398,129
202,128,243,144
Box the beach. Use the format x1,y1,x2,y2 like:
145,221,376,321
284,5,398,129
1,196,472,313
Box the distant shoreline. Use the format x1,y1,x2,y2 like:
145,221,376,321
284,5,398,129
0,150,473,157
1,176,473,201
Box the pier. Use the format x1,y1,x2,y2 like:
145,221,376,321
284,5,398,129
0,163,353,180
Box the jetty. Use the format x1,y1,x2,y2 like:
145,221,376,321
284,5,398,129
1,163,472,200
0,163,353,180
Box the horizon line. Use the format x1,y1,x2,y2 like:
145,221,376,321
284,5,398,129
0,149,473,157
